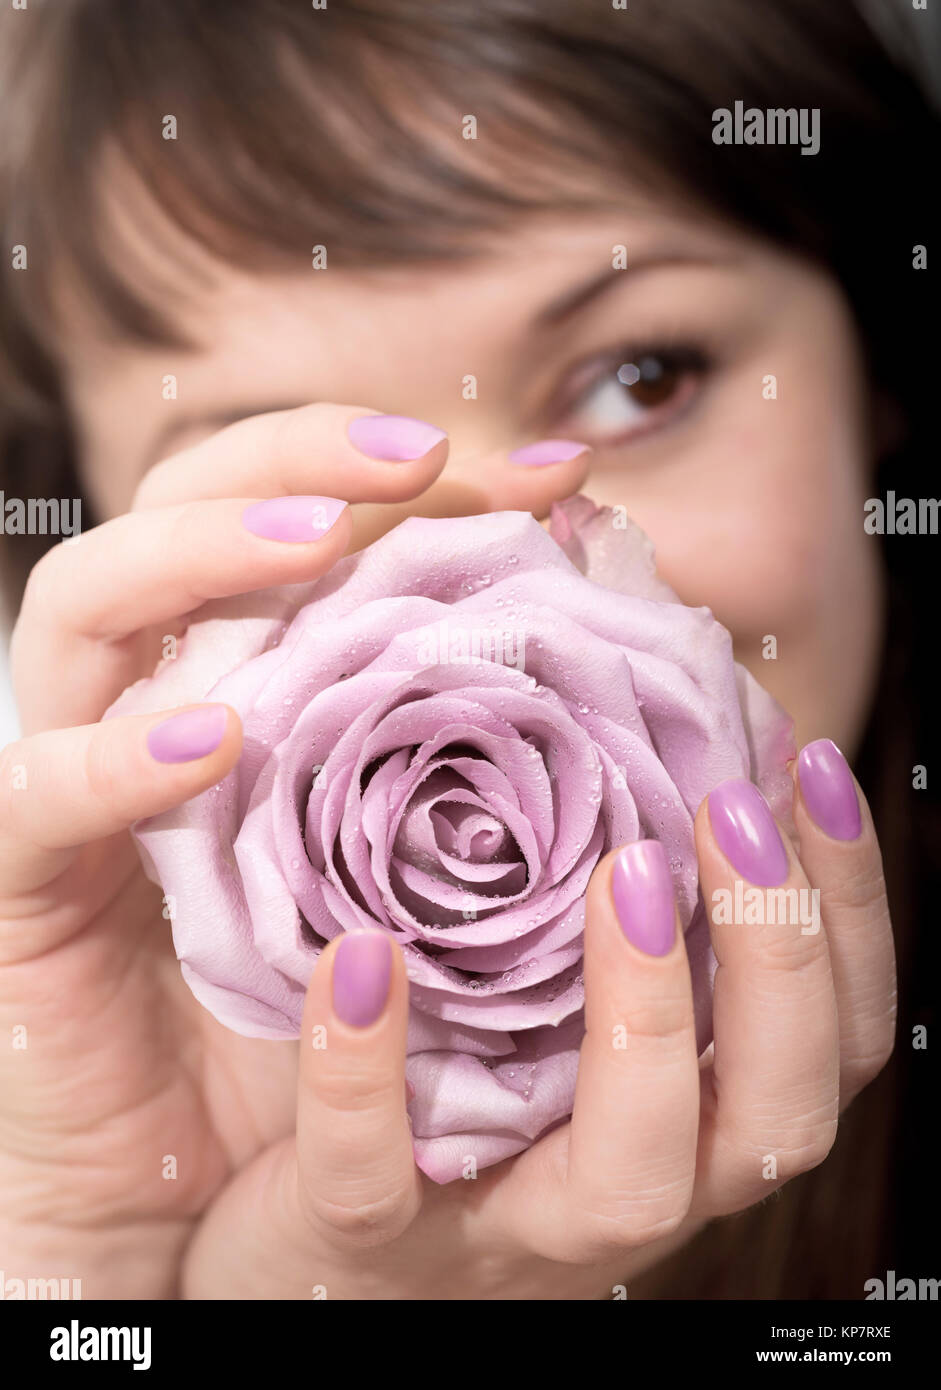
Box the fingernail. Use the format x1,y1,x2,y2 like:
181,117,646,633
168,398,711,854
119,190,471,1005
611,840,675,956
332,932,392,1027
708,778,789,886
508,439,590,467
347,414,447,461
797,739,862,841
242,495,347,542
147,705,227,764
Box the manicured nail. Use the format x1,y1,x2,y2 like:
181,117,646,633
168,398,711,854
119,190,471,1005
708,778,789,886
347,414,447,461
611,840,675,956
508,439,590,467
797,739,862,841
147,705,227,764
332,932,392,1027
242,495,347,541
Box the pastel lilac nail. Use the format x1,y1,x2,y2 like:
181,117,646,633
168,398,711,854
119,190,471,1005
708,778,789,886
798,739,862,841
332,932,392,1027
611,840,676,956
242,495,347,542
147,705,227,764
347,414,447,461
508,439,590,467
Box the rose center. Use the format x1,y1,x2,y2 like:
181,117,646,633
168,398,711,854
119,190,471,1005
430,802,514,864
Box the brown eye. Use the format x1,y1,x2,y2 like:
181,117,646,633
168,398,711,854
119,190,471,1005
558,344,709,448
616,355,684,409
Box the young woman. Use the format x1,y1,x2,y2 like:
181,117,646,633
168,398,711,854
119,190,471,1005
0,0,935,1299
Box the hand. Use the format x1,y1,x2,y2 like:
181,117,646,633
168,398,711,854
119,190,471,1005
0,404,590,1297
182,751,896,1299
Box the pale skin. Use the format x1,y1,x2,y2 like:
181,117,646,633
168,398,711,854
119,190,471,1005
0,201,896,1298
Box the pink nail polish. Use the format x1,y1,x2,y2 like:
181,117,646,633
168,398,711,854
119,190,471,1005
332,932,392,1027
612,840,676,956
798,739,862,841
708,779,789,886
147,705,227,764
508,439,590,467
347,415,447,461
242,495,347,542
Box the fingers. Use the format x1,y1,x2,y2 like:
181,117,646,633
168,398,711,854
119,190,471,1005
131,404,450,510
693,778,840,1217
132,400,591,547
792,740,896,1102
12,495,353,732
0,703,241,934
492,841,699,1264
16,399,590,734
294,930,422,1250
348,438,592,551
178,928,420,1297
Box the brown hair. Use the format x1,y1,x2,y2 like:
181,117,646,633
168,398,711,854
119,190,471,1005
1,0,938,1297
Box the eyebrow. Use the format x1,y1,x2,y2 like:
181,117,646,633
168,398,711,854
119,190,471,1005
534,251,734,327
141,250,730,470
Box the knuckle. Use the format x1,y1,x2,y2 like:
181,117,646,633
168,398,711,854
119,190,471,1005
573,1186,691,1254
842,1031,896,1095
131,462,167,509
132,420,226,504
615,994,695,1046
584,1205,687,1255
739,1118,840,1188
302,1183,415,1248
799,1117,837,1166
0,740,29,835
170,501,214,568
751,922,829,974
312,1066,394,1117
18,551,60,623
268,403,314,464
778,1123,839,1179
83,726,125,809
828,857,888,915
711,1119,839,1217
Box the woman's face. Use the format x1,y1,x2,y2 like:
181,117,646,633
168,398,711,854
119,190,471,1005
63,198,883,755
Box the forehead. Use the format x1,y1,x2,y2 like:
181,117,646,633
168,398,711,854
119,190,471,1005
60,178,738,376
62,196,761,498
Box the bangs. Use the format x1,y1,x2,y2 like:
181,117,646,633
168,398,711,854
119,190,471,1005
1,0,665,394
1,0,928,425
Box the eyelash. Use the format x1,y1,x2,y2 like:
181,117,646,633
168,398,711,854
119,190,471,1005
551,341,713,448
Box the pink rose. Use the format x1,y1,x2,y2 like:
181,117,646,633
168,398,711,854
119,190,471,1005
109,496,794,1183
